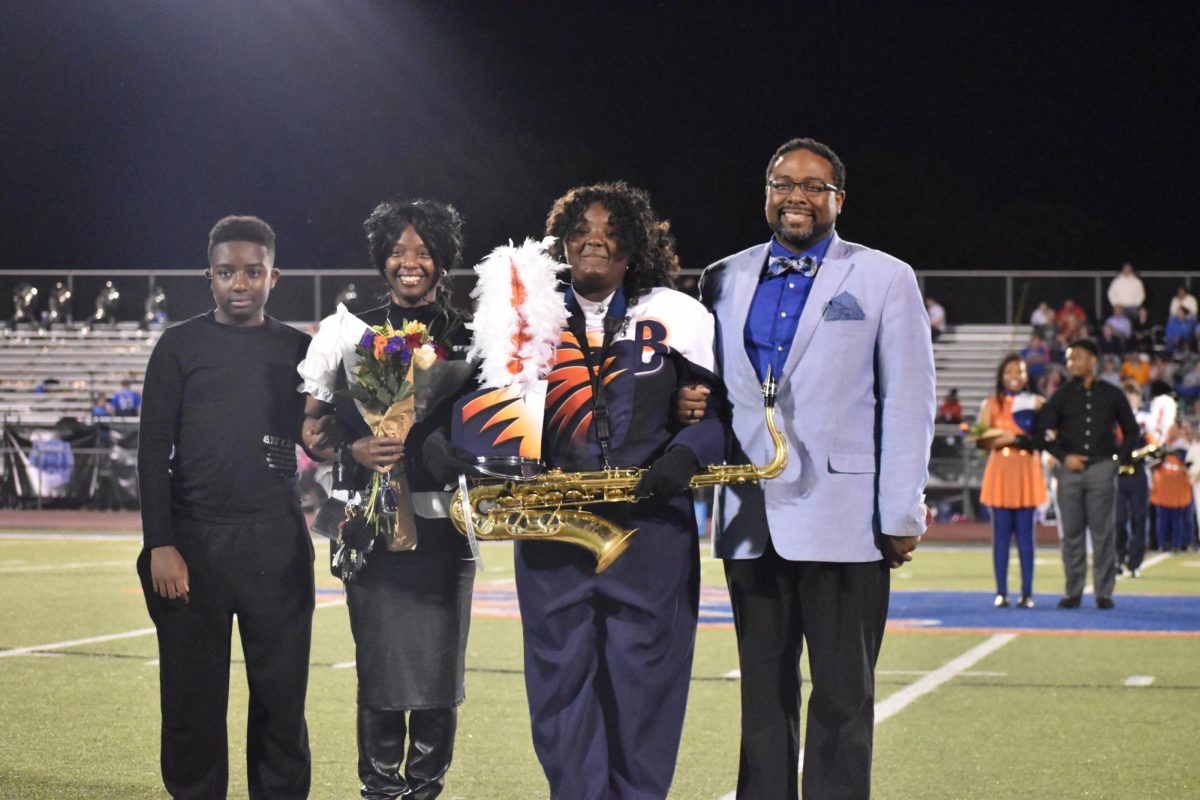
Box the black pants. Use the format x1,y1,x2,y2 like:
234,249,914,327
725,539,889,800
138,514,315,800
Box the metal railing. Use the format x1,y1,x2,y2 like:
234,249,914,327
5,268,1197,325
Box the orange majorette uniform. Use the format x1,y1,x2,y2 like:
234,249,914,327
980,393,1047,509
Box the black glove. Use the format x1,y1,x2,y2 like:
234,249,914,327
636,445,700,499
422,433,477,485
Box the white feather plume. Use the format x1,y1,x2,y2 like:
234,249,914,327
467,237,568,390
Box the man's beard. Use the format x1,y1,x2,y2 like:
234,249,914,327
771,215,832,251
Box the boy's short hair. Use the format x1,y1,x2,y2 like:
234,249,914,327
208,216,276,262
1067,338,1100,359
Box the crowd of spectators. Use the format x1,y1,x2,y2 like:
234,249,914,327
1019,265,1200,416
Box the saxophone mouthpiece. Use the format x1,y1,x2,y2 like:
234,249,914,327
762,366,778,409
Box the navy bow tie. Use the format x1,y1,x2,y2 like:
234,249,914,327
767,254,818,277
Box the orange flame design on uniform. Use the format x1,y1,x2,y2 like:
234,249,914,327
546,330,626,445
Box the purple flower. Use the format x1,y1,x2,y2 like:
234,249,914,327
359,330,376,349
384,336,408,357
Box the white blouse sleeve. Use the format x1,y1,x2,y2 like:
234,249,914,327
297,304,371,403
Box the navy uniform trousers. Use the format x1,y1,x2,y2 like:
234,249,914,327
1115,466,1149,571
725,537,890,800
138,513,314,800
515,504,700,800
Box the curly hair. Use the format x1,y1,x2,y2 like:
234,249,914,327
208,215,275,262
544,181,680,303
363,198,464,278
993,352,1027,404
766,137,846,190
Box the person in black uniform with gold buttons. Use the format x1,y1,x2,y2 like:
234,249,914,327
1036,338,1139,609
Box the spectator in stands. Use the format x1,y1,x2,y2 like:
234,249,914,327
136,215,314,799
1115,382,1151,578
90,393,110,418
1029,301,1055,340
1120,353,1151,389
1021,334,1051,382
1038,363,1066,398
1131,306,1155,353
925,296,946,341
1055,299,1087,341
1151,355,1179,389
110,378,142,417
1177,361,1200,402
1098,324,1125,357
1169,285,1198,320
978,354,1046,608
1105,306,1132,339
1107,262,1145,318
936,388,963,423
1164,305,1196,357
1098,354,1122,386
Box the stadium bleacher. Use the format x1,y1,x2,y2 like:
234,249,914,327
0,326,158,426
934,324,1032,420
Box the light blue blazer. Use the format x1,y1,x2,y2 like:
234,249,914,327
700,233,936,562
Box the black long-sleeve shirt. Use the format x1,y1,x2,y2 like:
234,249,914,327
138,312,311,549
1035,377,1139,466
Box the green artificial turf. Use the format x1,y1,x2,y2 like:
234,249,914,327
1,535,1197,799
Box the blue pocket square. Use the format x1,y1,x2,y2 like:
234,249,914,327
824,291,865,321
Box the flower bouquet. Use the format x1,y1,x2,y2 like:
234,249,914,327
341,320,448,552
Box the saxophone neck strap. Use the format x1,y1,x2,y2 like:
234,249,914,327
564,287,629,468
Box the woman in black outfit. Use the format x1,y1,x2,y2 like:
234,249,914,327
297,199,473,800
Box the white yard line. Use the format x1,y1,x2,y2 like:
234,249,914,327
1,596,347,659
715,633,1018,800
0,532,141,541
0,627,158,658
1080,551,1172,594
0,559,130,573
874,633,1016,723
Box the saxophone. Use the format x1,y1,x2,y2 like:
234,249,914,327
450,374,788,572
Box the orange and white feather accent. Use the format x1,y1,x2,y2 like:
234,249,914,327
467,237,567,390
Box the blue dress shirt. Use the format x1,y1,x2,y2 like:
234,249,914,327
743,234,833,383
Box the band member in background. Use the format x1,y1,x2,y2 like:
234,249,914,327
1115,382,1151,577
298,199,475,800
504,182,724,799
681,137,936,799
138,216,314,799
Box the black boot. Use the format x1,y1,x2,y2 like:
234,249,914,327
405,707,457,800
357,706,408,800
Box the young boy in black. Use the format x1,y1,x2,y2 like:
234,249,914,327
137,216,315,799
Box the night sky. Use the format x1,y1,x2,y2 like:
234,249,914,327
2,1,1196,274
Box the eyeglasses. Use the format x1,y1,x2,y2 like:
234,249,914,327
766,178,840,198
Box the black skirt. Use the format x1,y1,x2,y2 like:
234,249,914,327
343,518,475,709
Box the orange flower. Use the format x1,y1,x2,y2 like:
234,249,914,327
373,335,388,360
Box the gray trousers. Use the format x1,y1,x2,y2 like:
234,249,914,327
1054,458,1118,599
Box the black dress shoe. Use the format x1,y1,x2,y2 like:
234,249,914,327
1017,595,1035,609
1057,596,1081,609
994,594,1010,608
1096,597,1115,610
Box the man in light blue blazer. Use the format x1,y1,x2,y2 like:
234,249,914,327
683,138,935,799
